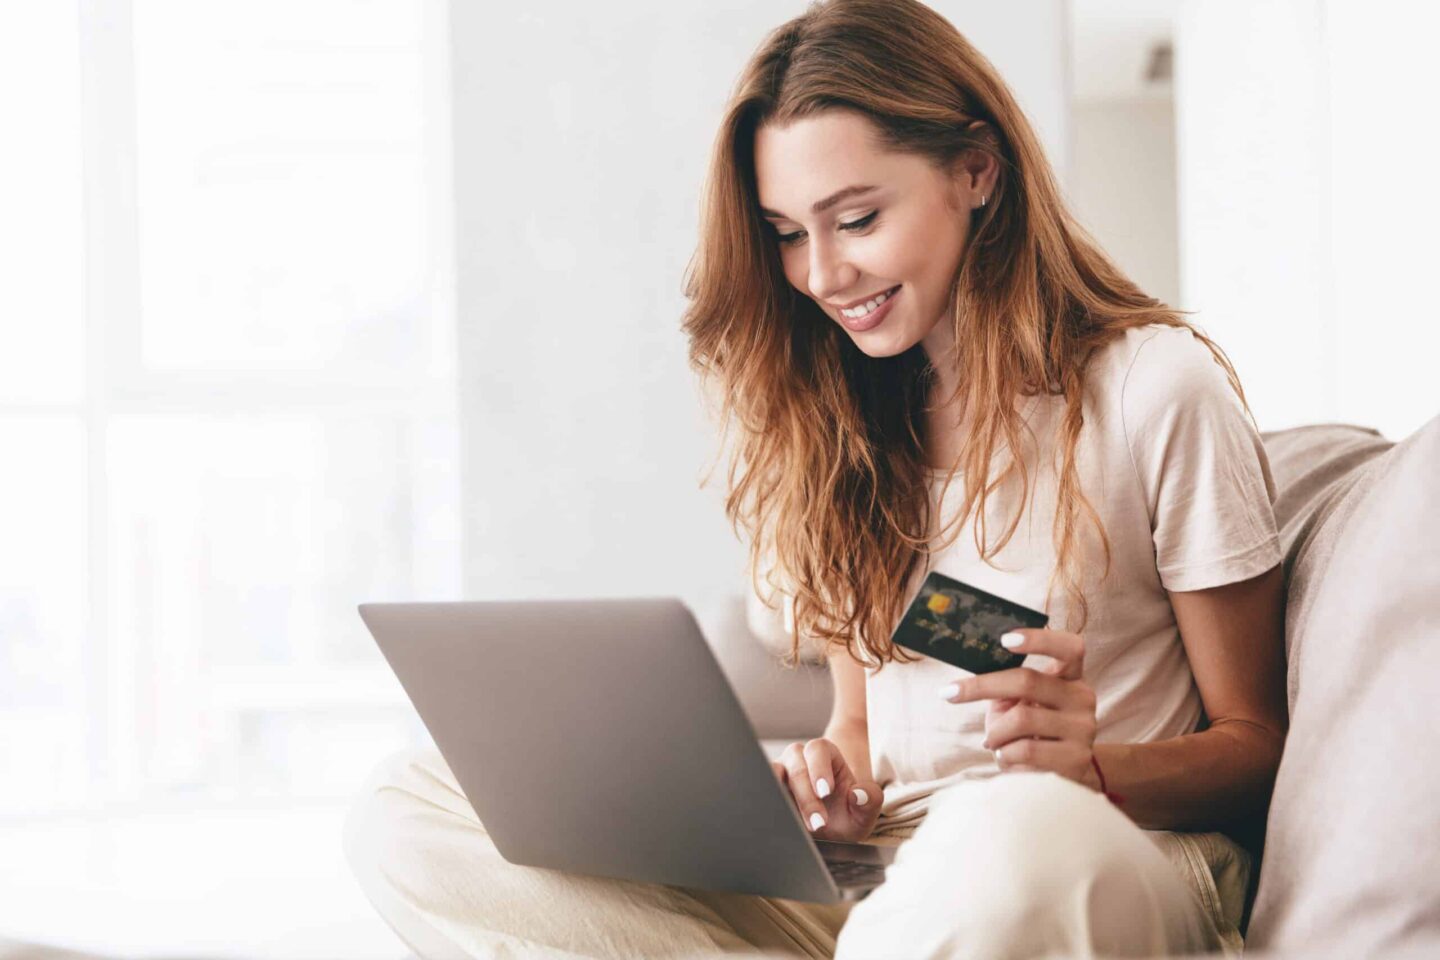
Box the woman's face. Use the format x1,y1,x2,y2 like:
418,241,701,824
754,109,985,361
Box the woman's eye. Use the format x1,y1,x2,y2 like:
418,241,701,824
840,211,879,232
775,211,878,247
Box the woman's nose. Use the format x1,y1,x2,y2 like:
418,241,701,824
808,240,857,303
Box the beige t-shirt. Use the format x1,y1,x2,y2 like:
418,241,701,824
864,324,1283,832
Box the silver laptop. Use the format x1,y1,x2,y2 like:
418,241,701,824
357,597,895,903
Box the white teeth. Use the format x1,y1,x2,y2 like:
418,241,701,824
841,287,894,318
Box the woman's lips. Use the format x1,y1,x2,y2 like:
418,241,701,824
838,285,901,333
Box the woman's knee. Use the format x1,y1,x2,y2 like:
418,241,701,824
924,771,1122,858
836,773,1199,959
900,772,1134,906
342,746,477,883
342,748,495,959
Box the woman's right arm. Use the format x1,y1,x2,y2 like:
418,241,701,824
821,645,873,783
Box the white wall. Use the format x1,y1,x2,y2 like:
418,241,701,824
1070,99,1180,310
1174,0,1330,434
448,1,1071,604
1175,0,1440,439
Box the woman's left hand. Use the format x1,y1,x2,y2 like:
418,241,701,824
940,628,1098,786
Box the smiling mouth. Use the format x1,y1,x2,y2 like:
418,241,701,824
838,285,900,318
836,285,901,333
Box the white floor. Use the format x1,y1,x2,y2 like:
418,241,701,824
0,803,407,959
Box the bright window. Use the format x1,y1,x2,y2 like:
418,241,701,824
0,0,455,816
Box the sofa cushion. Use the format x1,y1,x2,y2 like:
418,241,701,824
688,593,832,742
1261,423,1395,705
1246,413,1440,954
744,580,828,665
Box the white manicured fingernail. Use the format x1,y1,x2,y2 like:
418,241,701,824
809,812,825,831
1000,632,1024,649
852,788,869,806
938,682,959,700
815,777,831,798
994,749,1004,764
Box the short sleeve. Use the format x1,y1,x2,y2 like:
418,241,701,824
1121,327,1283,592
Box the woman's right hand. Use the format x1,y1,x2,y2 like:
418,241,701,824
770,738,883,843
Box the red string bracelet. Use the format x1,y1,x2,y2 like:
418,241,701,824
1091,754,1126,807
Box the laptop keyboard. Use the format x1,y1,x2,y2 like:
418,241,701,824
826,858,888,887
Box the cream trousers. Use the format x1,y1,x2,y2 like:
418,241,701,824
342,748,1248,959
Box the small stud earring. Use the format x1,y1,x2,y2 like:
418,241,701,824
979,194,988,208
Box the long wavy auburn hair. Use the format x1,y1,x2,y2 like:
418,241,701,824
680,0,1254,671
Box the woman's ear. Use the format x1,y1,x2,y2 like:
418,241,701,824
950,145,999,211
947,117,1001,208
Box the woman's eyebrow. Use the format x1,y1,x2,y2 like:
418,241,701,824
759,184,881,220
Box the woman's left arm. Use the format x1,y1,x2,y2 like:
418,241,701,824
948,561,1288,832
1092,561,1288,831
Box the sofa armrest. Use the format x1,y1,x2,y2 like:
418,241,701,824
686,593,832,743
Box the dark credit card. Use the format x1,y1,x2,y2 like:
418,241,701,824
891,570,1049,674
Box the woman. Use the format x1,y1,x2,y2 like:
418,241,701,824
685,0,1286,954
345,1,1287,956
